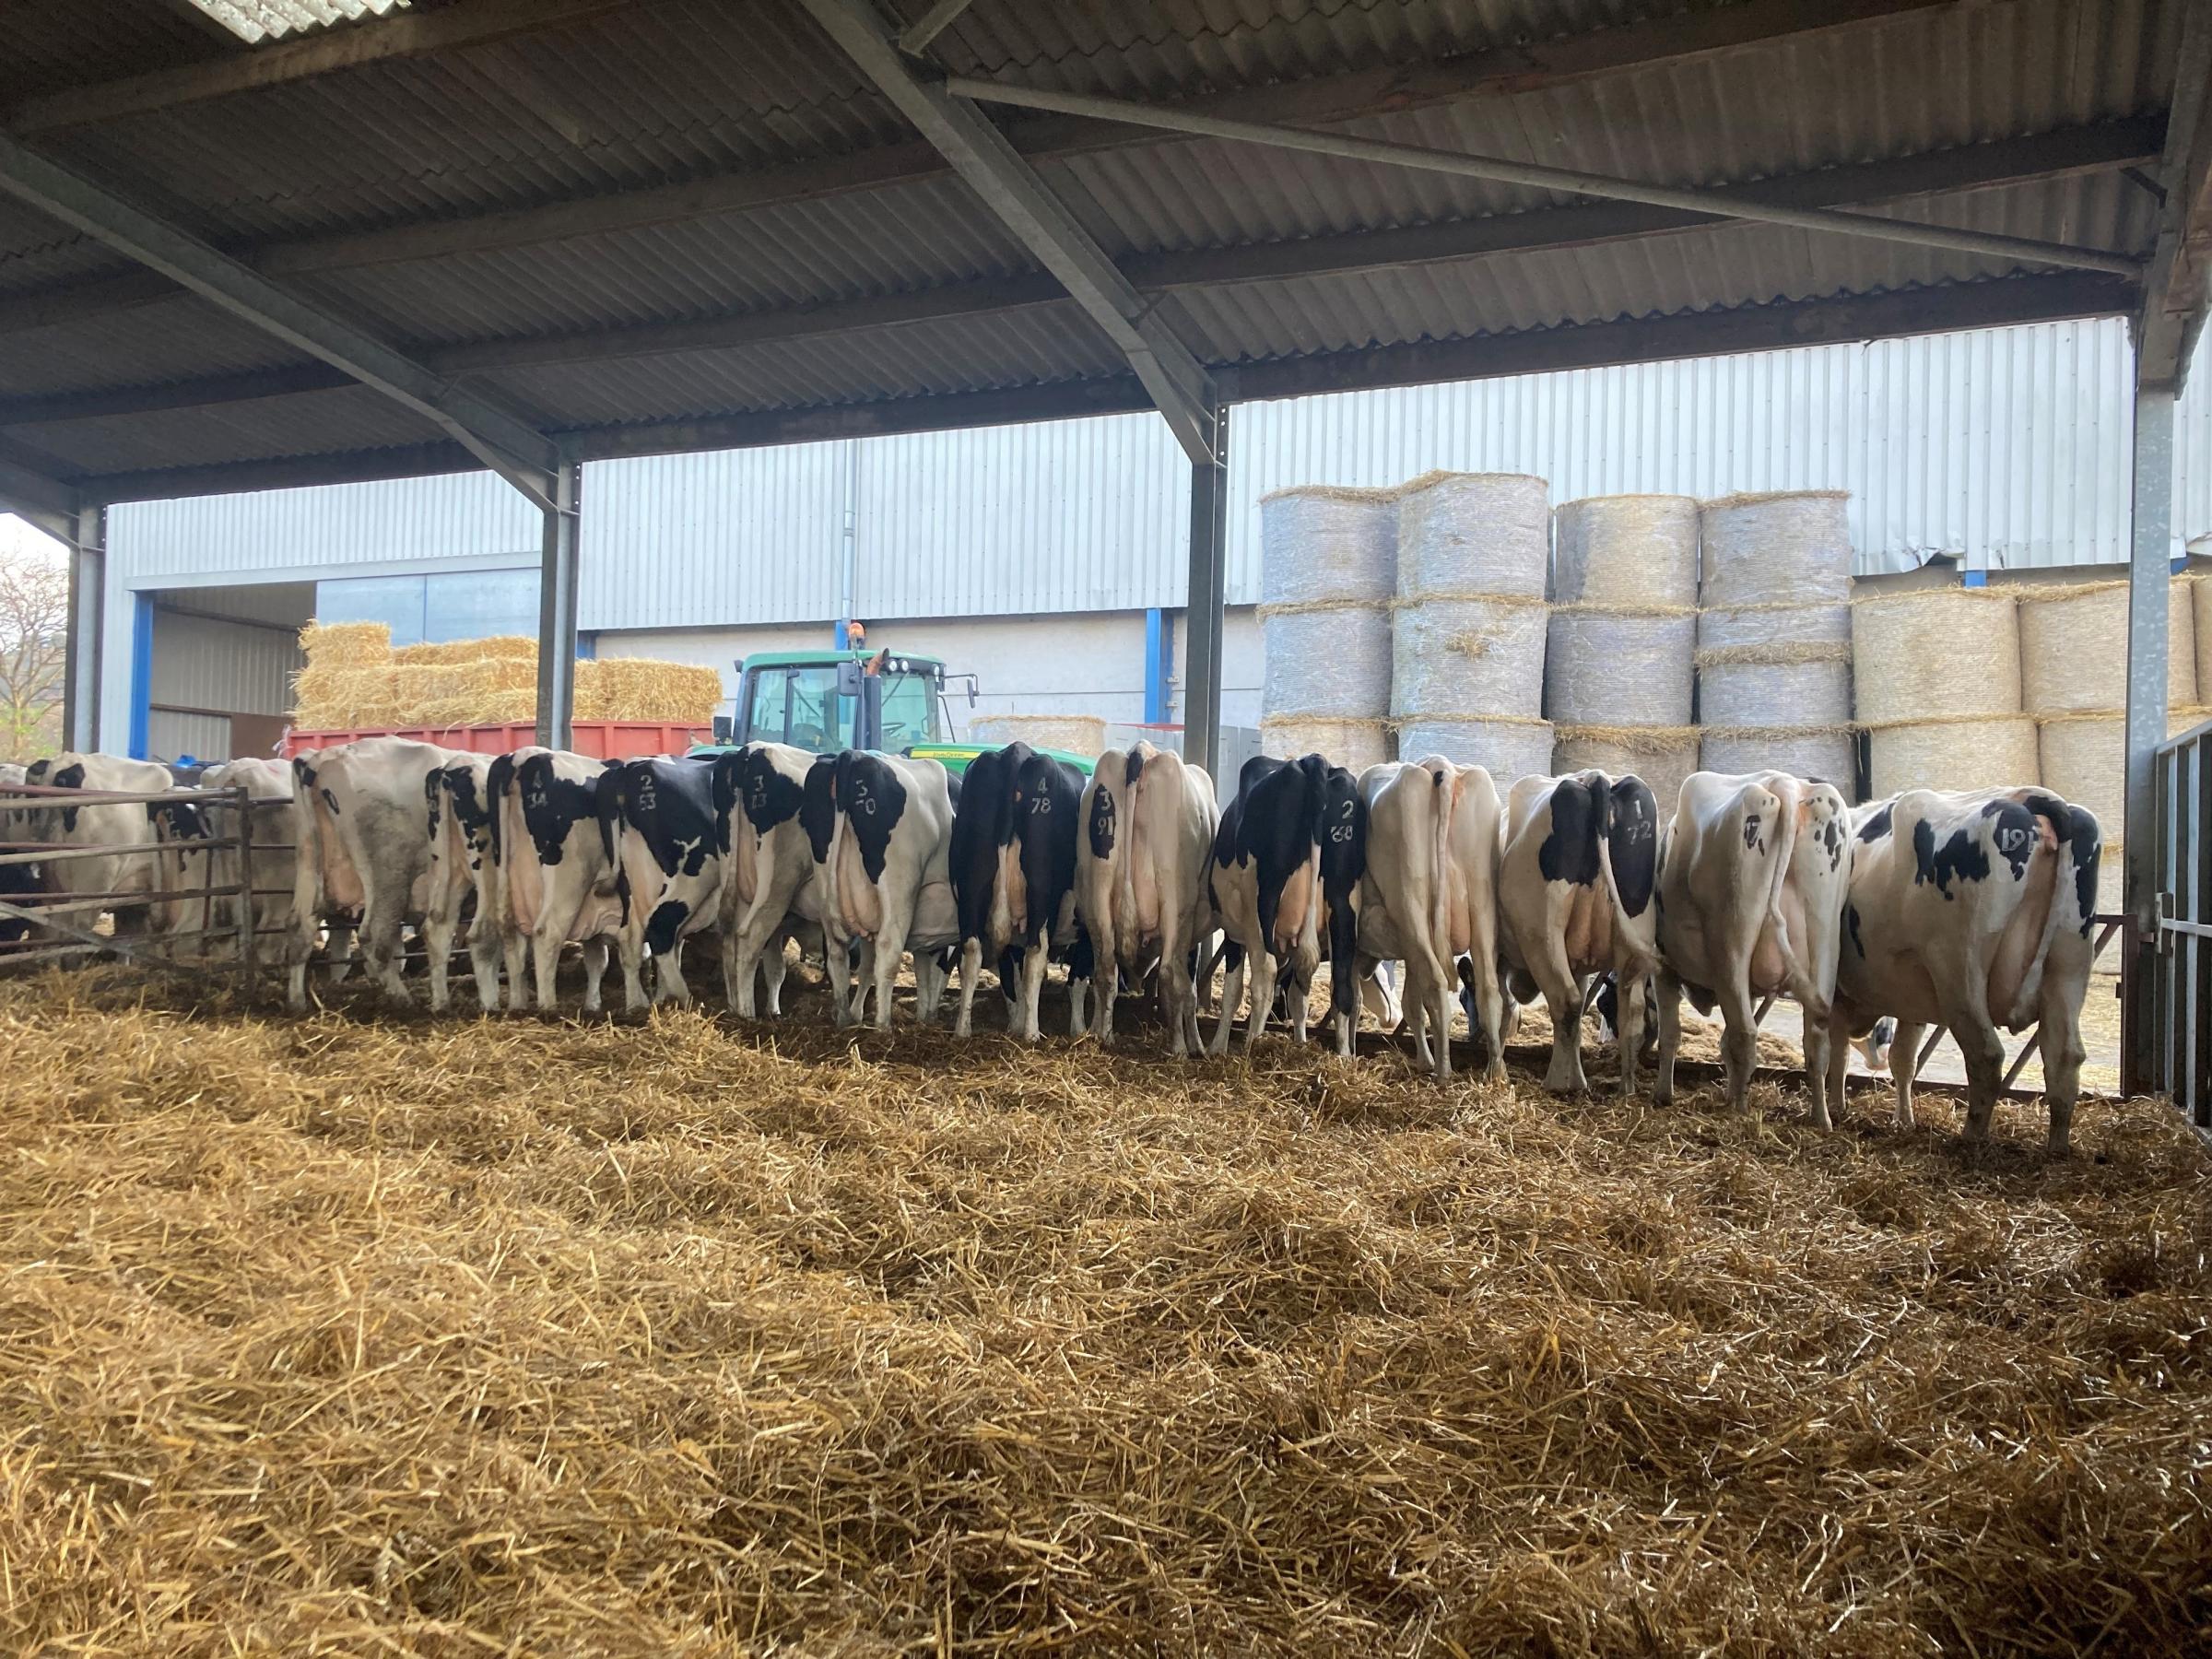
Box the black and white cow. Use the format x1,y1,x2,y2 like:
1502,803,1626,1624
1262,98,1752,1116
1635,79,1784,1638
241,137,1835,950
800,750,958,1030
23,752,173,937
597,756,724,1012
712,741,820,1019
421,753,499,1012
488,747,620,1013
1356,756,1509,1081
1076,741,1218,1055
199,757,296,966
1825,787,2100,1153
289,737,464,1009
1497,770,1664,1095
948,742,1092,1041
1206,753,1367,1057
0,760,34,944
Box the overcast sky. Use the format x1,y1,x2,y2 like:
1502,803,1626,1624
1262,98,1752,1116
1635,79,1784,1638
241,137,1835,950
0,513,63,564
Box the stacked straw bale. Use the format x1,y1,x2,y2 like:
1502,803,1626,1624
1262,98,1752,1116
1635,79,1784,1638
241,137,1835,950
1392,472,1552,781
1855,586,2038,797
291,626,723,730
394,635,536,665
574,658,725,724
1258,484,1397,771
297,620,390,666
1548,495,1700,804
968,712,1110,758
2018,576,2206,907
1697,491,1855,788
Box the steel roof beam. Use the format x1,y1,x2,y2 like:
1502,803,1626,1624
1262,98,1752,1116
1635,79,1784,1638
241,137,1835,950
898,0,976,57
2134,1,2212,390
0,131,561,511
0,439,80,544
0,0,1963,325
6,0,639,134
796,0,1219,465
944,75,2145,280
7,117,2151,430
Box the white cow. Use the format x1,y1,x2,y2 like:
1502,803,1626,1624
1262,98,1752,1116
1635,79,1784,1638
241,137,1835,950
1497,770,1665,1096
804,750,958,1030
183,756,297,964
288,737,462,1009
1653,771,1852,1124
1824,787,2100,1153
1357,757,1509,1082
488,747,619,1013
1076,741,1217,1055
712,741,820,1019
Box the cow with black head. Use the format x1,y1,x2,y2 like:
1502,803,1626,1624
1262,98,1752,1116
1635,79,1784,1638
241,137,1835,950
800,749,958,1029
597,756,724,1013
712,740,820,1018
948,742,1093,1041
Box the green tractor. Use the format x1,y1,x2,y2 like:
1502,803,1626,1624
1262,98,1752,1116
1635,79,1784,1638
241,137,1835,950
687,648,1094,778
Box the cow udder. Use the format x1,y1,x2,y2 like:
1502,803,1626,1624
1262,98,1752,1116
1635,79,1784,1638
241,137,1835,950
836,830,884,937
1563,879,1613,971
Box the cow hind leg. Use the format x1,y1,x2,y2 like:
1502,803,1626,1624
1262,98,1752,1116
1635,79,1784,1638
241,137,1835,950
1018,946,1049,1042
1210,955,1243,1058
1890,1019,1924,1131
954,938,983,1039
721,927,753,1018
1616,967,1651,1100
655,936,696,1006
1529,947,1586,1094
1715,975,1759,1114
617,932,650,1016
2038,992,2085,1157
580,937,608,1014
1243,951,1279,1053
1801,1004,1835,1131
1653,971,1684,1107
760,935,790,1017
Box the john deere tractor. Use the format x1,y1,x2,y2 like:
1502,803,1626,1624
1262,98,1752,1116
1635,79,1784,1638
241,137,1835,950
688,648,1093,779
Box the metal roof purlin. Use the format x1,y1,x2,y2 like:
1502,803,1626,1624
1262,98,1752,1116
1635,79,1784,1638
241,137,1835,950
0,129,562,511
0,437,79,542
2136,1,2212,389
942,76,2147,281
796,0,1220,466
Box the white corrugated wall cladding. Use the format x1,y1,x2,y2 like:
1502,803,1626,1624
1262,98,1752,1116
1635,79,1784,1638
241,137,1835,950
97,318,2212,628
148,610,300,715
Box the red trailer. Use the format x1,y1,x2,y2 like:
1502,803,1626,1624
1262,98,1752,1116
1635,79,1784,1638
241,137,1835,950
280,720,711,759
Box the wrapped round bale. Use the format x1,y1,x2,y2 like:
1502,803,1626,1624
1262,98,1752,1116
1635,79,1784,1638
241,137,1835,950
1544,607,1696,727
1260,717,1391,773
1866,716,2041,798
1853,587,2022,726
1395,472,1549,601
967,712,1109,759
1699,491,1853,608
1697,644,1853,729
1260,484,1396,735
1553,495,1700,608
1395,716,1553,784
1697,600,1849,655
1700,726,1858,788
1393,594,1547,724
1552,725,1701,810
2015,578,2197,714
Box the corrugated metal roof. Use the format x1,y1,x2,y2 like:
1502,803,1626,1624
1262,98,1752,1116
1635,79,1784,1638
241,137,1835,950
0,0,2190,495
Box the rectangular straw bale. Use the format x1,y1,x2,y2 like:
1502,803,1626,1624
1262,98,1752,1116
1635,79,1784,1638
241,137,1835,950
575,657,724,723
2013,577,2195,713
292,665,399,728
298,620,390,667
391,635,540,666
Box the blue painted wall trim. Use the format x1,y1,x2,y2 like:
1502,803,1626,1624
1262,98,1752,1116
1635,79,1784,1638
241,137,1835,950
1960,569,1989,587
575,631,598,660
1144,607,1168,724
835,618,852,649
127,593,154,760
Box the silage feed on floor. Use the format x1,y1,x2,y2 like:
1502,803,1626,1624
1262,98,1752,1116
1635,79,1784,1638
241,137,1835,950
1,969,2207,1657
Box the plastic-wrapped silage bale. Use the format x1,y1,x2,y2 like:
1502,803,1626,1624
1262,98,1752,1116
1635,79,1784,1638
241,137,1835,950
1259,484,1396,768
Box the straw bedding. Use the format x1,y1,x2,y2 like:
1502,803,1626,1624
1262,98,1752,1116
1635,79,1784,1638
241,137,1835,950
3,965,2207,1655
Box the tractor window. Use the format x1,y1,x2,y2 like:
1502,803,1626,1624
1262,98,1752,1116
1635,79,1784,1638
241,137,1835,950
877,671,936,750
749,666,851,751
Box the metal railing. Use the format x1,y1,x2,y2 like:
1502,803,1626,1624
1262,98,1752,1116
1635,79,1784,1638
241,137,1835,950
2147,717,2212,1126
0,781,295,998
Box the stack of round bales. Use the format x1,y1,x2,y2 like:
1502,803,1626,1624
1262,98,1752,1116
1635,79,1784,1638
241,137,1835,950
968,712,1110,759
1258,484,1397,771
2017,575,2205,910
1854,584,2036,796
2196,569,2212,703
1391,471,1552,781
1697,492,1856,787
1547,495,1700,806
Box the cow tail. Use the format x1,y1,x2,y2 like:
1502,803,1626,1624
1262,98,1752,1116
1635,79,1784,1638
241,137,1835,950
1428,761,1453,959
594,766,629,923
1589,775,1624,924
291,759,327,924
1759,780,1799,959
1113,751,1143,946
487,752,516,865
822,752,854,929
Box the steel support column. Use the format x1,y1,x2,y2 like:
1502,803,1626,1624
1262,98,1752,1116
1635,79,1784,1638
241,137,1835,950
535,463,582,750
61,504,103,753
2122,382,2174,1097
1182,405,1229,782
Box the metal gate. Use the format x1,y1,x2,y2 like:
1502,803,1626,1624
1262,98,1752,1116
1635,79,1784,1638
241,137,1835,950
2147,716,2212,1126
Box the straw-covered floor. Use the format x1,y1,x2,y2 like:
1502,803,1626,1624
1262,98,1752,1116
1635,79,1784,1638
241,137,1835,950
4,966,2208,1655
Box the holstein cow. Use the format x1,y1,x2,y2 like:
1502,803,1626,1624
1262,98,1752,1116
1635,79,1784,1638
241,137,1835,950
948,742,1092,1041
1356,757,1509,1081
1825,788,2100,1153
1076,741,1217,1055
712,740,821,1018
422,752,500,1012
801,750,959,1030
23,752,173,937
200,757,297,965
1497,770,1664,1095
0,760,31,943
1653,771,1853,1124
488,747,621,1013
598,756,724,1012
289,737,464,1009
1207,753,1367,1057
